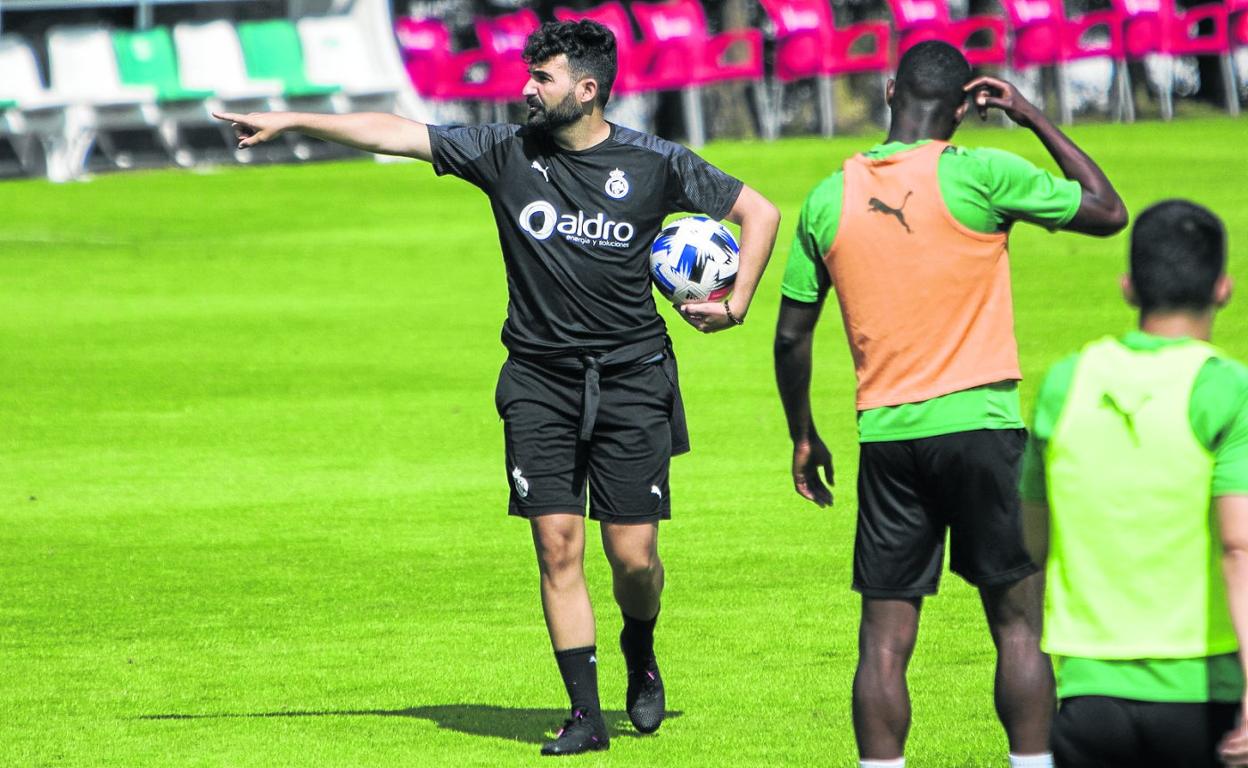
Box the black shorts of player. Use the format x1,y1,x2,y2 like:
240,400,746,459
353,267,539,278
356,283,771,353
853,428,1038,598
495,348,689,524
1053,695,1239,768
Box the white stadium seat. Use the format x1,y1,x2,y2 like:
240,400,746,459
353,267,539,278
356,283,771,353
173,20,283,103
0,34,91,181
47,26,177,171
297,15,400,113
173,20,301,161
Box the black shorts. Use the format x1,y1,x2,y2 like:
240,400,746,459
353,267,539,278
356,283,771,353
853,428,1038,598
1053,695,1239,768
495,350,688,524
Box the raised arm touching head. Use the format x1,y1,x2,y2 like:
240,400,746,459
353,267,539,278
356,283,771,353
962,76,1128,237
774,296,834,507
212,111,433,162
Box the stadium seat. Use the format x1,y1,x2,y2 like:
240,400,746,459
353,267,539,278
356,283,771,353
297,15,403,114
394,16,498,103
759,0,891,137
1234,0,1248,48
237,20,339,103
885,0,1009,67
1108,0,1239,119
0,34,77,179
237,19,348,159
173,20,283,104
998,0,1127,123
630,0,766,145
473,9,542,109
1232,0,1248,107
47,26,178,171
174,20,291,160
554,2,663,95
111,26,224,166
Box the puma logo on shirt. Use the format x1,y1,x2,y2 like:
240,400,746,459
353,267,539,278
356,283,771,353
868,191,914,234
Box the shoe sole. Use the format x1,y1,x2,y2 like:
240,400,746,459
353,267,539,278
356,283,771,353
540,741,609,756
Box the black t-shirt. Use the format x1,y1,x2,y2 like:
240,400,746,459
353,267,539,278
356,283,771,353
428,122,744,358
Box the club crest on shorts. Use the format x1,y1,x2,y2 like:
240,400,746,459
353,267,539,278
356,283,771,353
512,466,530,498
605,168,630,199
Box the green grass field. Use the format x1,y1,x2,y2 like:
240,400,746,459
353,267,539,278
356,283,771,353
2,117,1246,767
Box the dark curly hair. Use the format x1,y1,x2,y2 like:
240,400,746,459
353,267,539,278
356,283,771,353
523,20,617,108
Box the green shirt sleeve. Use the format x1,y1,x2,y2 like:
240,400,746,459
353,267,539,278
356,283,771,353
1195,356,1248,496
1020,353,1080,503
944,147,1082,233
780,173,839,304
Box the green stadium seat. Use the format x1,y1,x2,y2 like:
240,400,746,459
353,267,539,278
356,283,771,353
237,20,339,99
112,27,213,102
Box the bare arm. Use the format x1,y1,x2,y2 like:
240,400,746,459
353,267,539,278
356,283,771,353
962,76,1127,237
1218,494,1248,767
774,295,834,506
676,184,780,333
213,111,433,162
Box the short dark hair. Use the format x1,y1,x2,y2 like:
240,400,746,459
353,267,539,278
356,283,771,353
893,41,971,116
1129,200,1226,313
523,20,617,108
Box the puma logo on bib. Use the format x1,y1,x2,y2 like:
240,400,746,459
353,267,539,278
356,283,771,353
868,191,914,234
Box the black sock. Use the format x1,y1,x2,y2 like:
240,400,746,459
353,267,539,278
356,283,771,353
554,646,600,716
620,609,659,672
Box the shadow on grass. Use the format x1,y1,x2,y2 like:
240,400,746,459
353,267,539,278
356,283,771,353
141,704,682,744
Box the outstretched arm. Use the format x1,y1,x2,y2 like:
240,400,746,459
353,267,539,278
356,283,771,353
962,76,1127,237
1217,494,1248,767
774,296,834,506
213,111,433,162
677,184,780,333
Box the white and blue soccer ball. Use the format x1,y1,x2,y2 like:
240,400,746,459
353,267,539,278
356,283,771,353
649,216,739,304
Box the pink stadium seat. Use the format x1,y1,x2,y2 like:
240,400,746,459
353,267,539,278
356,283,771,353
998,0,1127,122
1233,0,1248,47
554,2,661,94
760,0,891,80
1232,0,1248,104
630,0,764,88
885,0,1008,67
473,9,541,101
758,0,891,135
628,0,767,145
394,17,497,102
1107,0,1239,118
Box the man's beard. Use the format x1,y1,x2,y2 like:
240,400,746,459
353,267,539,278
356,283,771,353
526,92,583,132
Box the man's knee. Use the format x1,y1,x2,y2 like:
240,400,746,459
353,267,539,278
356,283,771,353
610,551,663,584
533,521,585,581
982,573,1045,631
859,598,921,660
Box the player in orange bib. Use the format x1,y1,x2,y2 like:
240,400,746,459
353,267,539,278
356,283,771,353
774,41,1127,768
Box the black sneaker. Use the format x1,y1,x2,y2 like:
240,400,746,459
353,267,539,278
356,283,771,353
540,708,609,756
625,659,665,734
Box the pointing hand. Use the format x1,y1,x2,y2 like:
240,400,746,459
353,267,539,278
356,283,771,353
212,111,288,149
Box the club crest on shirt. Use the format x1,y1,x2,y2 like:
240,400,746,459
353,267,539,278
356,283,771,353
605,168,630,199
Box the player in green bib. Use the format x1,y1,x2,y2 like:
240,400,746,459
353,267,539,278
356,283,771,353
1021,200,1248,767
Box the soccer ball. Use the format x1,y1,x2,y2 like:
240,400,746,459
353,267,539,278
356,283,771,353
649,216,739,304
